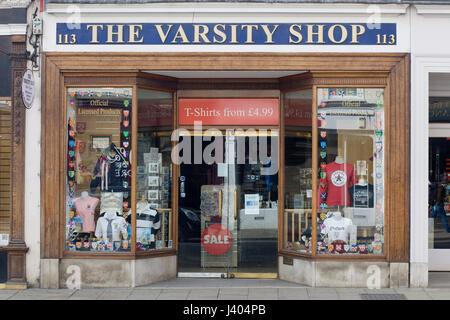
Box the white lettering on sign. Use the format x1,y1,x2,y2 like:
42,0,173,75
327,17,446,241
21,69,35,109
203,234,230,245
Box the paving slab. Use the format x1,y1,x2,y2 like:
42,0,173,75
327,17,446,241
219,288,249,296
157,289,190,300
187,288,220,300
218,294,248,300
97,290,133,300
157,293,189,300
68,289,105,300
336,294,362,300
248,288,278,300
278,288,309,300
335,288,367,294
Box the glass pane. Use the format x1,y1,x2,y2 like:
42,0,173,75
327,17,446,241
316,88,385,255
283,89,313,253
429,137,450,249
136,88,173,251
65,88,132,253
177,133,225,273
235,131,279,273
177,130,279,274
0,99,11,246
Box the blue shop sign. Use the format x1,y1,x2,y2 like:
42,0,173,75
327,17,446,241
56,23,396,45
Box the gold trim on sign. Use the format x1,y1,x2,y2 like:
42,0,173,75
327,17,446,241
231,273,278,279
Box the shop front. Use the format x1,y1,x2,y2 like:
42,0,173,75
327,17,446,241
39,3,411,288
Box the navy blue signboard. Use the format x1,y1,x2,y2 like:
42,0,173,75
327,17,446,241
56,23,396,45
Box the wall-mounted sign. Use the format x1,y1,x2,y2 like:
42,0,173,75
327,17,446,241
178,98,279,126
21,69,35,109
56,23,396,46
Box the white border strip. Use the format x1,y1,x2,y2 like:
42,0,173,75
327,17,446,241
415,5,450,15
45,3,409,15
0,24,26,36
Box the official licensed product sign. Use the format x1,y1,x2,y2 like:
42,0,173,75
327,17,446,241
178,98,279,126
56,23,397,45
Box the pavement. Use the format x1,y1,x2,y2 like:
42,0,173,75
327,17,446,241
1,273,450,300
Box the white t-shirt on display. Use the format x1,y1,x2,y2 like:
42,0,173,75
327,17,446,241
322,214,353,242
95,211,128,241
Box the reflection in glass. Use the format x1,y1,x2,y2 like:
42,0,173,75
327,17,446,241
283,89,313,253
136,88,173,251
316,88,385,255
429,138,450,249
65,88,132,252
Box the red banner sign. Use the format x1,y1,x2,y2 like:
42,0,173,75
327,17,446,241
178,98,279,126
201,224,232,256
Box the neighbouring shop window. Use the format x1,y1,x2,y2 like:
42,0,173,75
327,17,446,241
317,88,385,255
136,88,173,251
65,88,132,253
0,99,11,247
283,89,313,253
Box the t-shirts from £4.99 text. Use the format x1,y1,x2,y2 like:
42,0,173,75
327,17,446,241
74,196,99,232
322,216,353,243
319,161,356,207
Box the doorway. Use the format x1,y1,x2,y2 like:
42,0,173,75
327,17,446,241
177,129,279,278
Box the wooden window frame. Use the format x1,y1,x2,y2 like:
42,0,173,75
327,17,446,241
42,53,410,264
60,73,178,259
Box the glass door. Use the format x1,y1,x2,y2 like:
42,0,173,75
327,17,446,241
177,130,278,278
429,126,450,270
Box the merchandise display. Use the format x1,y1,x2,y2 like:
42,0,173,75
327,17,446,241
65,87,132,252
136,198,161,250
135,88,173,251
283,89,313,253
318,159,356,207
316,87,385,255
95,210,128,241
73,191,99,233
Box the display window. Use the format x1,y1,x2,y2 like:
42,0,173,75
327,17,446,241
136,88,174,251
65,87,133,253
283,89,313,253
316,87,385,255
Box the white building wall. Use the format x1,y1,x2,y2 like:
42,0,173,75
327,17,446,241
24,0,41,288
410,5,450,287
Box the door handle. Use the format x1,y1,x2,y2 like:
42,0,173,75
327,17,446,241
234,189,237,220
218,189,222,219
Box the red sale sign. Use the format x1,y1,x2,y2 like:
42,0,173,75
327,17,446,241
178,98,279,126
201,224,232,256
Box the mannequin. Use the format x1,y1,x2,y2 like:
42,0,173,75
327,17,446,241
356,176,368,186
91,143,128,193
73,191,99,233
318,155,356,207
95,210,128,241
321,211,353,243
136,196,160,246
334,146,345,164
350,175,374,208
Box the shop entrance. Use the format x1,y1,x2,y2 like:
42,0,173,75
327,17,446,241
177,129,279,278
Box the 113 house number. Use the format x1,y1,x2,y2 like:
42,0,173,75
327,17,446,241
376,34,395,45
58,34,77,44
